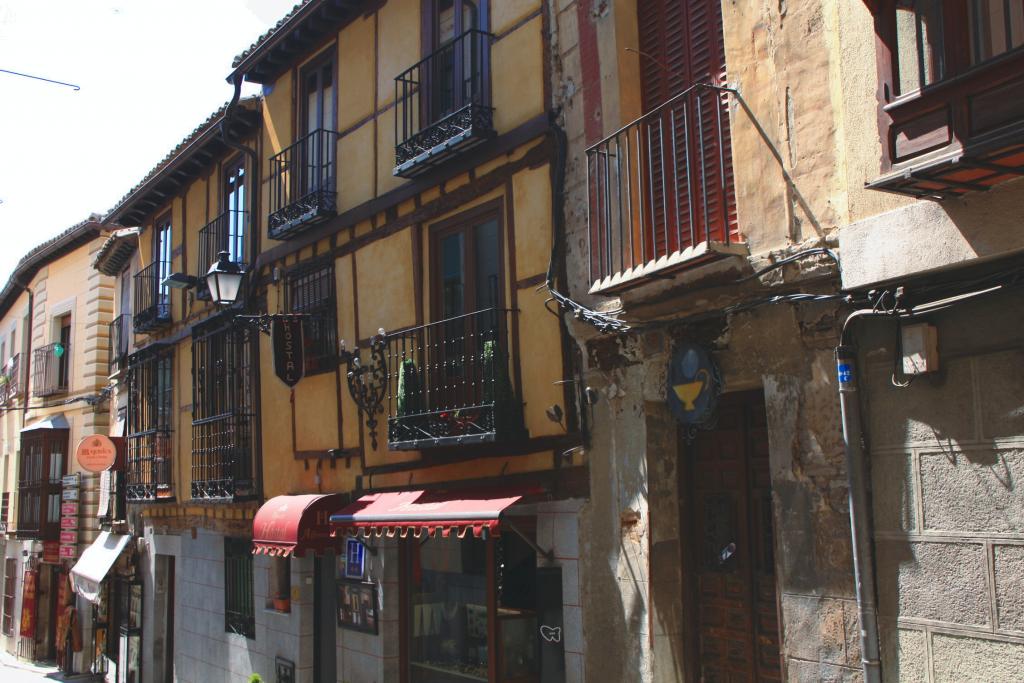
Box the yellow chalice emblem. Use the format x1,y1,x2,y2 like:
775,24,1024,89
672,368,709,411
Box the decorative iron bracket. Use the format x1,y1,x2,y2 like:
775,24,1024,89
339,331,388,450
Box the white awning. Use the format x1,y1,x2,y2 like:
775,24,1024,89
70,532,131,603
22,413,70,431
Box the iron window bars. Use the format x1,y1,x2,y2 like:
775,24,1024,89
109,315,131,377
197,210,248,300
191,317,257,500
268,128,339,240
133,260,172,332
394,28,495,178
224,537,255,638
126,345,174,501
384,307,523,450
586,82,738,293
0,353,20,405
286,260,338,376
32,342,70,397
16,428,67,540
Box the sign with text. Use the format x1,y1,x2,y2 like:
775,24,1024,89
61,502,78,516
60,531,77,545
20,570,38,638
42,541,60,564
75,434,118,472
59,545,77,560
272,316,305,388
62,473,81,488
60,516,78,530
344,539,365,579
62,487,79,501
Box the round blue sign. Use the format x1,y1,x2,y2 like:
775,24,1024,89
666,343,720,425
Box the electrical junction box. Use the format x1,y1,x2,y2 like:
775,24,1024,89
901,323,939,375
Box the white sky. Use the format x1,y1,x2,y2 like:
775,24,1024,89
0,0,300,284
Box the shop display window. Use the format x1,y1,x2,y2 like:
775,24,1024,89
406,530,540,683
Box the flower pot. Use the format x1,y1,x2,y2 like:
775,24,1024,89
273,597,290,612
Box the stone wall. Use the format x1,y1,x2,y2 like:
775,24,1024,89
859,290,1024,681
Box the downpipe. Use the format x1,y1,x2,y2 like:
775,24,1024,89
836,312,882,683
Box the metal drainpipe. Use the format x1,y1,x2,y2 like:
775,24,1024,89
837,310,883,683
220,74,262,291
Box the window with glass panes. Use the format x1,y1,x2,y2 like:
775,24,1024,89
16,429,68,540
125,346,174,501
2,558,15,636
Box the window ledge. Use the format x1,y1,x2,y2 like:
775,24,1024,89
588,241,749,296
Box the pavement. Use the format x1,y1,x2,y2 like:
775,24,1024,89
0,651,101,683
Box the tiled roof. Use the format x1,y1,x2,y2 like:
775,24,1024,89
104,96,261,226
92,228,140,276
231,1,311,69
0,217,107,319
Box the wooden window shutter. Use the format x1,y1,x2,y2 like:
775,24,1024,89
637,0,738,252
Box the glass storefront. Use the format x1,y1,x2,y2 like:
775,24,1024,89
406,530,540,683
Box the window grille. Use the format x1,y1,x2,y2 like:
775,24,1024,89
191,317,257,500
126,345,174,501
224,537,255,638
286,261,338,375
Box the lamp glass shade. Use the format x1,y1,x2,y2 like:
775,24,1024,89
206,252,245,306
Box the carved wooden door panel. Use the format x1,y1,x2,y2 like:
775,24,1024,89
687,390,780,682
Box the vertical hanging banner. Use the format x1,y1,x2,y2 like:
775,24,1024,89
20,569,38,638
272,316,305,388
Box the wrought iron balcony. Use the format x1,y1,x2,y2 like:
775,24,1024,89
384,308,523,450
197,210,248,300
191,411,256,500
126,430,173,501
586,83,739,293
268,129,339,240
109,314,131,376
133,260,172,332
394,29,495,178
33,343,70,397
0,353,21,405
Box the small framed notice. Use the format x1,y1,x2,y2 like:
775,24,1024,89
337,580,378,635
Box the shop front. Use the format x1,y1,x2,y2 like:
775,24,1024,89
331,489,565,683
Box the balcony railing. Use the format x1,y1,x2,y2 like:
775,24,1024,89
0,354,21,405
191,412,256,500
109,315,131,376
268,129,339,240
33,343,70,397
197,210,248,300
126,430,173,501
394,29,495,178
133,260,171,332
586,82,738,293
384,308,523,450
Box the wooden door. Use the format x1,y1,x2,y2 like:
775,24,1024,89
683,390,780,682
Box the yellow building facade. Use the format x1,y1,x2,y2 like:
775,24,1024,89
95,2,585,682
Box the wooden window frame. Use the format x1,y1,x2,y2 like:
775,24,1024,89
224,537,255,638
428,198,506,323
285,259,338,377
221,155,249,266
868,1,1024,190
16,428,69,541
299,49,337,137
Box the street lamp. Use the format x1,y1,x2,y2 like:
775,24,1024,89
206,251,245,307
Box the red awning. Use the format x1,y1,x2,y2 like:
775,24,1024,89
252,494,346,557
329,489,531,539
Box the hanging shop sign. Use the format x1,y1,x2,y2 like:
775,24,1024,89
75,435,118,473
666,343,722,428
272,316,305,388
20,569,38,638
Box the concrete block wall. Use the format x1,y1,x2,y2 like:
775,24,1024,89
535,499,585,683
335,539,399,683
861,290,1024,681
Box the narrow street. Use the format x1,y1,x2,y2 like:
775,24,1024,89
0,654,83,683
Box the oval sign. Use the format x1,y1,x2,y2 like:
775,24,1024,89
75,434,117,472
